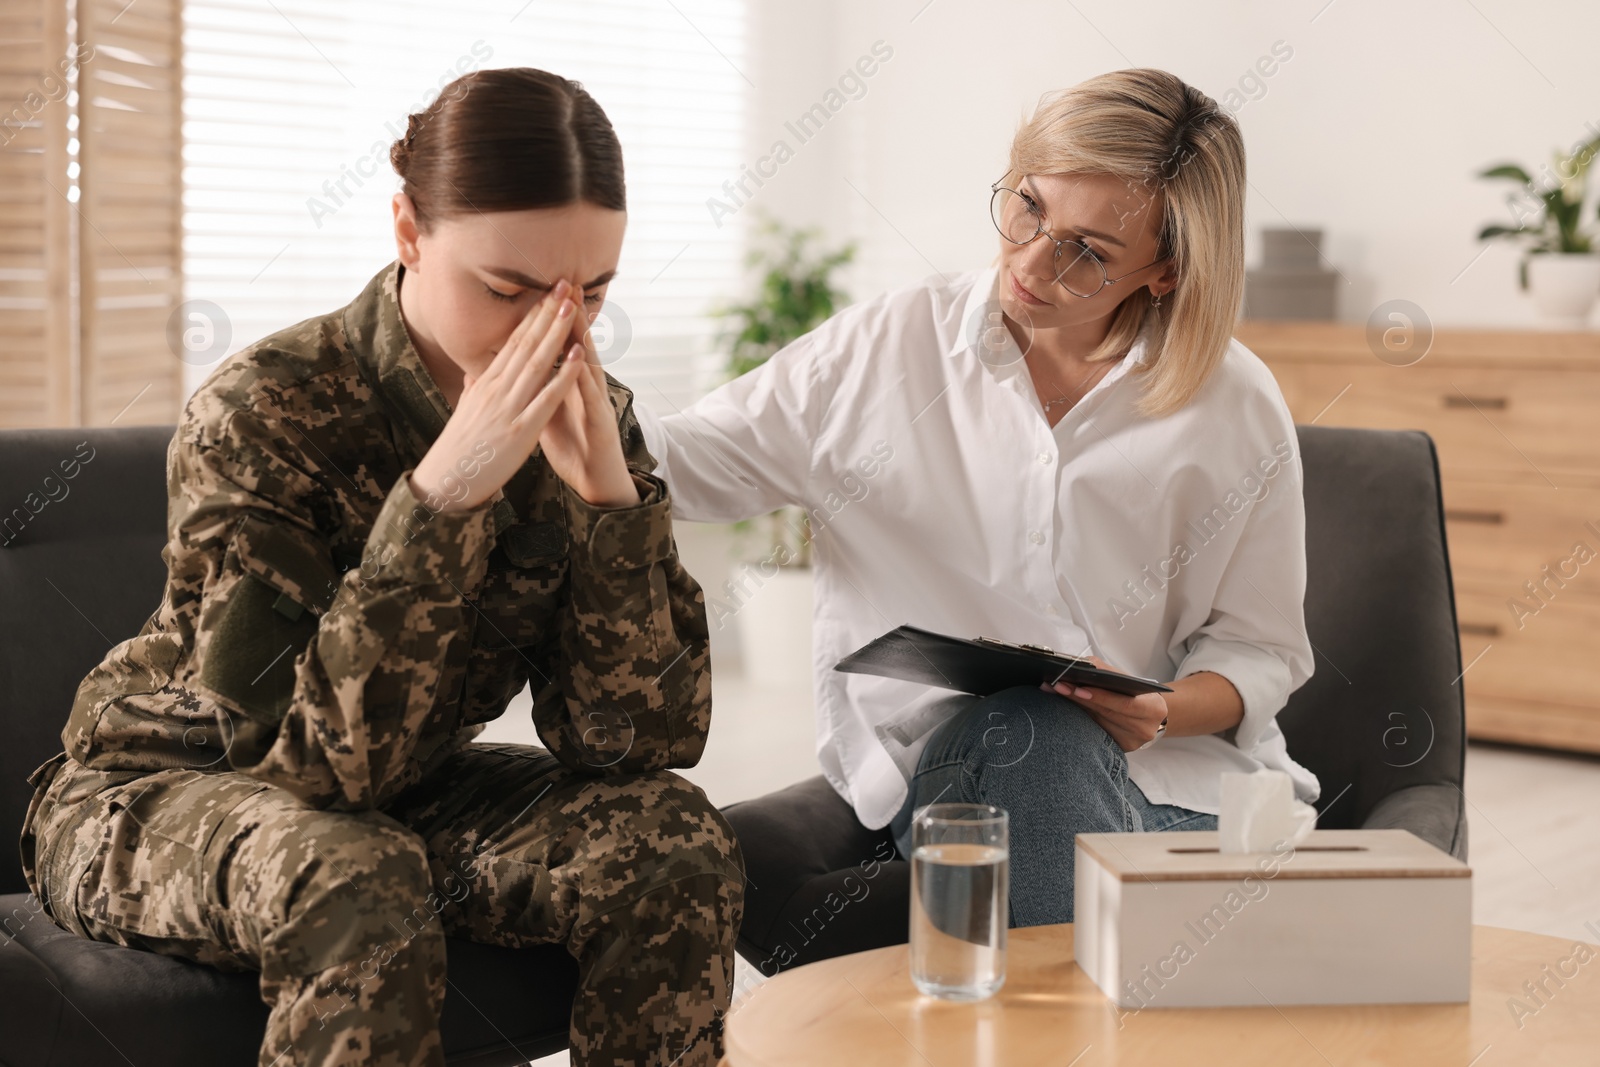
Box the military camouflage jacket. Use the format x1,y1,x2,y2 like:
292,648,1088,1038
60,261,712,810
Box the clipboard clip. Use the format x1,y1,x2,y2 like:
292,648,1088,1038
973,635,1087,664
972,637,1094,692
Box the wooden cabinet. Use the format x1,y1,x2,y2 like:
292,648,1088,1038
1237,321,1600,754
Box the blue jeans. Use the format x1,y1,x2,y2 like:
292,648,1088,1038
888,685,1217,927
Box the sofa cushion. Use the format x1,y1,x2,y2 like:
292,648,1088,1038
0,893,576,1067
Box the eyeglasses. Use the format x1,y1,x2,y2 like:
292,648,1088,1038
989,178,1167,299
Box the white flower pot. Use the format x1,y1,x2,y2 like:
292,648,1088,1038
737,566,814,685
1526,253,1600,328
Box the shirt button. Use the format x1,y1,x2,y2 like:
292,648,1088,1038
1037,452,1051,465
1045,603,1060,616
1028,530,1045,545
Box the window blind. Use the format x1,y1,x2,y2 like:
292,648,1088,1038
1,0,183,428
0,0,71,427
180,0,746,411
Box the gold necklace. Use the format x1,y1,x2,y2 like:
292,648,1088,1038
1036,355,1116,413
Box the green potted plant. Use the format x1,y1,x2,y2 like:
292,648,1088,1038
1477,129,1600,327
711,215,855,682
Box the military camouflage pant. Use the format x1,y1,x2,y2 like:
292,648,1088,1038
20,741,744,1067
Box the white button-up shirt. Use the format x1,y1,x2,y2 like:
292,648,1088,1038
636,264,1319,829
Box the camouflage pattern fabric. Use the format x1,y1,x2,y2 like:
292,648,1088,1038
22,743,742,1066
18,261,739,1066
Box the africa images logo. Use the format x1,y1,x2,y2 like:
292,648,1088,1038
962,297,1032,367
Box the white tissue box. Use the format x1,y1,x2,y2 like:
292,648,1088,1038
1073,828,1471,1007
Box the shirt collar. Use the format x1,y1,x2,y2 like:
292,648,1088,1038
947,263,1153,368
342,259,454,469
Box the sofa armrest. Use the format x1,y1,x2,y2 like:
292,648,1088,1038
1360,783,1468,861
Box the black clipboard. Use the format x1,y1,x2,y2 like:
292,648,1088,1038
832,624,1173,697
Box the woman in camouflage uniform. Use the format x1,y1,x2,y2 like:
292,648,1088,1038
19,67,742,1067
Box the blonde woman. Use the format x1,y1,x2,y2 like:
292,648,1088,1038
637,68,1317,925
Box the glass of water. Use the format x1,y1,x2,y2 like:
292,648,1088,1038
909,802,1009,1000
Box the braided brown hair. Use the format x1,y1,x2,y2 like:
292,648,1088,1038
390,67,625,231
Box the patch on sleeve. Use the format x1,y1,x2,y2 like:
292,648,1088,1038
199,514,340,725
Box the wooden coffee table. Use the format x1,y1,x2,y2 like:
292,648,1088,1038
723,924,1598,1065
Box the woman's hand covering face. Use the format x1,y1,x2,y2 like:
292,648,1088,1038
409,280,587,513
536,300,640,508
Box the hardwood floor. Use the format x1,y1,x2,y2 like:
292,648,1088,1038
1463,741,1600,942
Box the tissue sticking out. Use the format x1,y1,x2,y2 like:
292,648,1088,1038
1218,768,1317,854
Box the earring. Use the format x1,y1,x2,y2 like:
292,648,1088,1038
1152,292,1163,309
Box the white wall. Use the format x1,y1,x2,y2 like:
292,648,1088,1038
728,0,1600,329
688,0,1600,673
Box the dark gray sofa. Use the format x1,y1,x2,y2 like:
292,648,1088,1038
0,426,576,1066
721,424,1470,974
0,423,1469,1062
